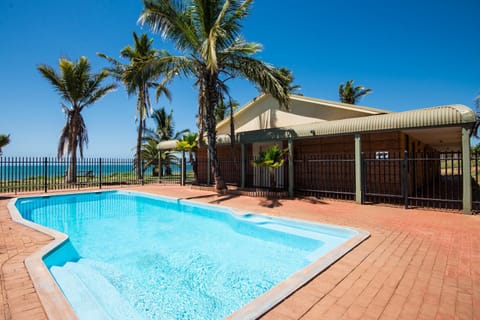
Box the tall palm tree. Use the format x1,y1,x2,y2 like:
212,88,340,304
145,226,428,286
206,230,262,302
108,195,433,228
98,32,170,180
139,0,290,192
0,134,10,156
37,57,116,183
339,80,372,104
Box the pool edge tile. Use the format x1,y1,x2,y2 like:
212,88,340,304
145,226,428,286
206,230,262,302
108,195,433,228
226,229,370,320
8,196,79,320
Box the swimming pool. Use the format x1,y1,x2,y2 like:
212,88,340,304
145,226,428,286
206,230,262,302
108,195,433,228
12,190,369,319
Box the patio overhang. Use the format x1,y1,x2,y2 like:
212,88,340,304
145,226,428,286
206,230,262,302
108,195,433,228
235,104,476,151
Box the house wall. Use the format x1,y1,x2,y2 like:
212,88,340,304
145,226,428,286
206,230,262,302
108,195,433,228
196,144,245,185
196,132,437,197
216,95,384,135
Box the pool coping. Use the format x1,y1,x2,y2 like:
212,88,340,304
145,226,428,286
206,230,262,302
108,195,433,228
225,216,370,320
8,189,370,320
8,195,79,320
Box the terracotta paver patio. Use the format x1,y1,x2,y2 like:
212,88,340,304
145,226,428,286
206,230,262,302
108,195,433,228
1,185,479,319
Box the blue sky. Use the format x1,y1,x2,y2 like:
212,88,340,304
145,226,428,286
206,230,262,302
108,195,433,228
1,0,479,157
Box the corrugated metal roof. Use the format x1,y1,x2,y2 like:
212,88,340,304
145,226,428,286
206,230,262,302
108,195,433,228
236,104,475,143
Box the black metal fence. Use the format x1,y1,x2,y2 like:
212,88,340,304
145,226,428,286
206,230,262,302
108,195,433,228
363,151,476,210
295,154,355,200
196,151,480,211
0,157,182,193
6,151,480,211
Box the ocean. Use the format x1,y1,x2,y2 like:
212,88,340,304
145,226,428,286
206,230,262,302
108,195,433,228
0,158,191,181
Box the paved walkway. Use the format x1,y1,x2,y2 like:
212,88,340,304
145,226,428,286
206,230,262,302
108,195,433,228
1,186,479,319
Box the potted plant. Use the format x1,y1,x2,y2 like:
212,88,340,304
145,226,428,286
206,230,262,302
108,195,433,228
253,144,288,190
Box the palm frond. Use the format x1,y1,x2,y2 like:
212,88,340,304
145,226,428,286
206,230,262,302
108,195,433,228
38,56,115,161
224,55,289,108
0,134,11,155
140,0,200,52
339,80,372,104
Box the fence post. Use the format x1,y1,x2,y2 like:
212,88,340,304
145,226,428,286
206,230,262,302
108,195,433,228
288,139,294,197
402,150,409,209
44,157,48,193
241,144,246,188
99,158,102,189
360,152,367,204
158,152,162,184
207,148,211,185
141,160,145,186
181,150,186,186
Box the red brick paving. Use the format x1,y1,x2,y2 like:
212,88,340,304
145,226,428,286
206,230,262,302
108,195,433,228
1,186,480,319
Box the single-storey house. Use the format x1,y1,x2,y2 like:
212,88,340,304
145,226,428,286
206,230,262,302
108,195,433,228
193,94,476,213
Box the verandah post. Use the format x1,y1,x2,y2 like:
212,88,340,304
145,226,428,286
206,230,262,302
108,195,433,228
402,150,408,209
354,134,362,203
462,126,472,214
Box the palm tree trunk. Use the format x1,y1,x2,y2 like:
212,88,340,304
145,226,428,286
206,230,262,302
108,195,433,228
190,151,198,182
136,95,144,180
205,73,226,192
68,134,77,184
67,113,78,183
269,171,276,191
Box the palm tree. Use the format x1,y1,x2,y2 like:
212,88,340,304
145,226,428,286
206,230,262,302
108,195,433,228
37,57,116,183
139,0,290,192
253,144,287,190
143,107,189,175
339,80,372,104
145,108,189,142
0,134,10,156
176,132,199,181
140,138,177,176
98,32,171,180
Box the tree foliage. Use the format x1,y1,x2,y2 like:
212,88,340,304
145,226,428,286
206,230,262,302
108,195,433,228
98,32,170,179
339,80,372,104
0,134,10,156
253,144,287,190
139,0,290,191
37,56,116,182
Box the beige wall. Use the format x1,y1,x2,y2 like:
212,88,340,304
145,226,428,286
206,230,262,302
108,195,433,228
217,95,381,135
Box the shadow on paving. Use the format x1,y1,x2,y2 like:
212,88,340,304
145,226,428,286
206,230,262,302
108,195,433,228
259,196,283,208
181,193,218,200
208,193,241,204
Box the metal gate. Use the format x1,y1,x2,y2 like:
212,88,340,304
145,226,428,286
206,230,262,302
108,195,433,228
362,151,464,210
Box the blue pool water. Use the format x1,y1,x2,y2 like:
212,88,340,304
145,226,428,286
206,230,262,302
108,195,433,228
16,191,358,320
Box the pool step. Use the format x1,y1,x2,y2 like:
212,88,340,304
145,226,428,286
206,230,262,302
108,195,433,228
50,260,142,320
